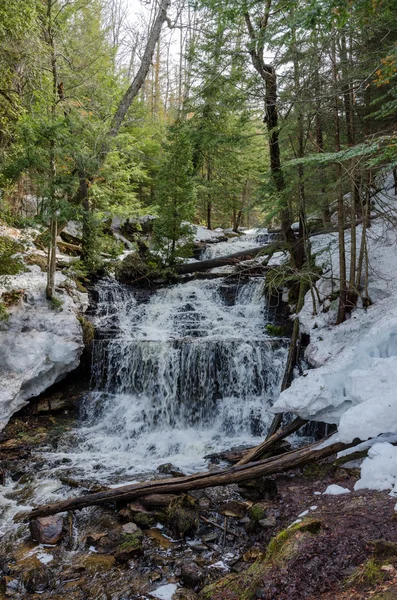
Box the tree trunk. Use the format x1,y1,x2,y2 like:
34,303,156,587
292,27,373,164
332,34,347,325
242,8,297,259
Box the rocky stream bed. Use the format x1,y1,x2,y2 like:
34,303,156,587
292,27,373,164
1,385,397,600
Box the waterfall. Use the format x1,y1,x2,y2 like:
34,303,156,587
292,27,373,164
67,276,287,479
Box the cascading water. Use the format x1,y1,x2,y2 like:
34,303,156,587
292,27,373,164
63,275,288,480
0,246,288,531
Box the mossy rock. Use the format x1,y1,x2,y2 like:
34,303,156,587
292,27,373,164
77,315,95,349
199,519,322,600
1,289,24,307
166,494,198,538
265,519,322,561
115,252,166,287
345,558,387,589
265,324,288,337
114,531,144,563
248,504,267,523
130,510,156,530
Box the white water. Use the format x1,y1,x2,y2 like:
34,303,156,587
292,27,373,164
201,229,280,260
0,266,287,528
54,278,287,481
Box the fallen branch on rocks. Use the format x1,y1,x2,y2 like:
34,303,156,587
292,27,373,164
14,436,361,522
236,417,308,466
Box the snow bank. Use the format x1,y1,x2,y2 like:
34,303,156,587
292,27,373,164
0,267,86,429
355,443,397,495
271,214,397,443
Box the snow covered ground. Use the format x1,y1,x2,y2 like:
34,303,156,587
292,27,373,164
271,173,397,494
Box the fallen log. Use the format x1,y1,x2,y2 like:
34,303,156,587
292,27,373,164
14,436,360,522
236,417,308,466
175,243,282,276
204,440,291,464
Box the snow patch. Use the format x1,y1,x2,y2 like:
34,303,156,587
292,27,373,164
355,443,397,495
150,583,178,600
323,484,350,496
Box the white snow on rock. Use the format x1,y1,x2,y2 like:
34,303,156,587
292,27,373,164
355,443,397,495
149,583,178,600
192,225,226,243
323,484,351,496
0,268,86,429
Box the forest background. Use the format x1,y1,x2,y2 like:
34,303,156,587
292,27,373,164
0,0,397,323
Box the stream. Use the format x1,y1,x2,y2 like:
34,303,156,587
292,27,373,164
0,233,288,537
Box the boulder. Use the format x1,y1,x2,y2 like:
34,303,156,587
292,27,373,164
30,515,64,545
180,562,205,589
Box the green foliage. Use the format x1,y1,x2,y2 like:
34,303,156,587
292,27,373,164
0,302,9,321
77,315,95,349
265,324,289,337
0,236,25,276
49,296,64,311
154,121,196,265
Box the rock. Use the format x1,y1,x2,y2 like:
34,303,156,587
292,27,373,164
158,463,185,477
29,515,64,545
115,252,163,287
258,516,277,528
146,528,177,549
237,478,278,502
0,270,84,430
166,495,198,538
180,562,205,589
22,566,50,593
85,532,108,546
119,503,157,529
220,500,250,519
242,547,265,562
114,530,144,563
248,504,267,522
122,522,140,534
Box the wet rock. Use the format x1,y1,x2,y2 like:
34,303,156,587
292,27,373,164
29,515,64,545
119,503,157,529
237,478,278,502
146,528,177,549
114,530,144,564
85,532,107,547
158,463,185,478
22,565,50,593
220,500,250,519
180,562,205,589
258,516,277,528
166,495,198,538
122,522,140,535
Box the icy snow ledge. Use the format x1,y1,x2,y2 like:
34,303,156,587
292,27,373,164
271,318,397,442
355,443,397,495
271,218,397,443
0,268,86,429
